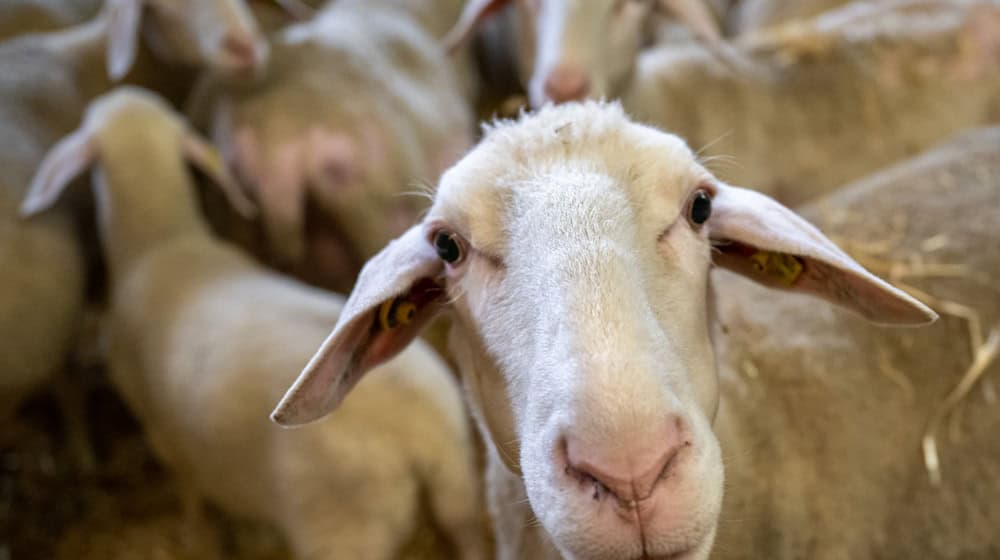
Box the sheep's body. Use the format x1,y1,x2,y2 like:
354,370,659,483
624,0,1000,206
0,22,108,418
29,88,483,560
0,0,102,40
112,237,481,560
713,127,1000,559
195,0,473,290
727,0,851,33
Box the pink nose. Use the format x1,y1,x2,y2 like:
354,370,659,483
565,416,688,504
544,66,591,104
221,32,263,71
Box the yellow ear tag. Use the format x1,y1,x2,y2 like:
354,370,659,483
749,251,804,286
378,298,418,330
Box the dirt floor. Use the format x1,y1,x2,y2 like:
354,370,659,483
0,365,470,560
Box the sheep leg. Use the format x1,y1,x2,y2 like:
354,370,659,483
50,365,95,475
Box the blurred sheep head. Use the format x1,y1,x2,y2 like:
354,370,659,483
104,0,269,80
445,0,721,108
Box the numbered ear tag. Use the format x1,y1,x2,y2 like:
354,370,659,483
749,251,804,286
378,298,417,330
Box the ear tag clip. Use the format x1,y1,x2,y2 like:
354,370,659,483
378,297,417,331
749,251,804,286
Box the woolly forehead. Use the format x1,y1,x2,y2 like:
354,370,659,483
428,104,713,256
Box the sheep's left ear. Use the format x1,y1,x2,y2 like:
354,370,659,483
106,0,144,81
709,184,937,326
271,225,447,426
21,129,97,216
181,127,257,219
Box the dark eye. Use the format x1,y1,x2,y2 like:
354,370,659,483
434,231,463,264
689,190,712,225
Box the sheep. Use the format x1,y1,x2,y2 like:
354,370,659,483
0,0,267,455
189,0,475,291
442,0,724,108
727,0,853,34
710,125,1000,559
623,0,1000,206
22,86,486,560
270,101,952,559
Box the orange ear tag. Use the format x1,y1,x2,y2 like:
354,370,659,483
749,251,804,286
378,298,418,330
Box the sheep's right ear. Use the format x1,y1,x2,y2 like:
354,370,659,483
271,225,447,426
106,0,144,81
443,0,511,52
21,129,96,216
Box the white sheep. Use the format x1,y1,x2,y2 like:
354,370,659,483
271,101,952,560
443,0,724,107
0,0,268,453
189,0,474,291
22,86,486,560
624,0,1000,206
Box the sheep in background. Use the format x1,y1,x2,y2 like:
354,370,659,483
0,0,267,459
268,102,968,559
443,0,724,108
624,0,1000,206
23,87,486,560
711,125,1000,558
190,0,474,291
726,0,853,34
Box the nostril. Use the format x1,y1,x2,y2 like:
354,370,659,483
222,34,260,68
543,66,591,103
563,416,689,503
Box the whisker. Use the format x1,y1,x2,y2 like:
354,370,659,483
695,130,734,158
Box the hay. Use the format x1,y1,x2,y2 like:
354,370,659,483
921,328,1000,487
826,218,999,486
876,348,915,402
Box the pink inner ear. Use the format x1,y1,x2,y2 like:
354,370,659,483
708,183,935,326
360,278,446,371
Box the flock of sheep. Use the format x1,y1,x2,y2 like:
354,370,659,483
2,0,999,559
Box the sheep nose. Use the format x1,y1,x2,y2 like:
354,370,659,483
221,32,264,71
543,65,590,104
565,416,687,504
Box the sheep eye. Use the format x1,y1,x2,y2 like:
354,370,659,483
434,231,462,264
689,190,712,226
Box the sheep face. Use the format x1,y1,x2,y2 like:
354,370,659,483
272,102,934,559
446,0,722,108
106,0,268,78
430,102,724,559
514,0,656,108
